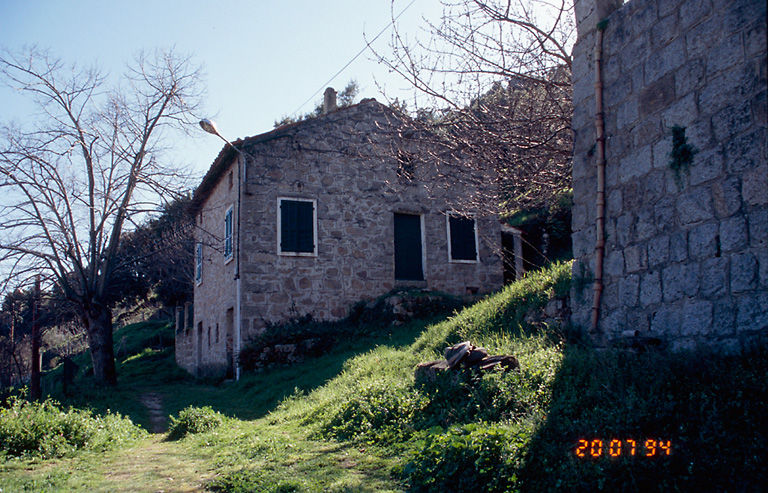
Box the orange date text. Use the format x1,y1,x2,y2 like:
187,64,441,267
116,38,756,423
575,439,671,458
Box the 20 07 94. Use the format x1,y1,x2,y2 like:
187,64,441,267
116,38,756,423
575,439,672,458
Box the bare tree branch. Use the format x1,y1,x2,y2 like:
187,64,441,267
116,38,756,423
0,48,204,385
369,0,574,213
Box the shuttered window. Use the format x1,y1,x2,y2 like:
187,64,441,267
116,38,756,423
279,198,316,255
448,214,478,262
224,207,233,260
195,242,203,283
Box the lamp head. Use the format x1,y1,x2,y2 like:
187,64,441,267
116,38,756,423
199,118,220,136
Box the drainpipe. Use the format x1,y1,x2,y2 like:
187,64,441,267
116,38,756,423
591,24,607,332
235,151,242,381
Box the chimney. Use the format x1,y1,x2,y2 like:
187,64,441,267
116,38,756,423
323,87,337,114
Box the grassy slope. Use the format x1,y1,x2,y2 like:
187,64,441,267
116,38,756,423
2,260,766,492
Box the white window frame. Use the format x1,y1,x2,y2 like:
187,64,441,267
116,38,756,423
195,242,203,285
224,205,234,262
446,212,480,263
420,214,428,277
277,197,318,257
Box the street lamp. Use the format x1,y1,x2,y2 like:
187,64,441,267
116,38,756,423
199,119,249,186
198,118,244,381
199,119,235,148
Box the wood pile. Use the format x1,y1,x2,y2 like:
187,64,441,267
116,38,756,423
415,341,518,385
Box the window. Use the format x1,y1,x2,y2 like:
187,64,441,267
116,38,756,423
195,242,203,284
224,206,233,260
278,198,317,255
447,213,478,262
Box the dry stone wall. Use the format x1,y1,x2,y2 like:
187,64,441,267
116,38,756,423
571,0,767,350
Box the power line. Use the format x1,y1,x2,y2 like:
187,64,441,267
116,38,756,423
289,0,417,117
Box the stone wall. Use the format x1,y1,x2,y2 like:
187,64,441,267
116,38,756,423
178,99,504,377
176,157,238,377
571,0,767,350
237,100,503,339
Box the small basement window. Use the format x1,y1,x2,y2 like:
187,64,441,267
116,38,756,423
447,213,479,262
278,198,317,256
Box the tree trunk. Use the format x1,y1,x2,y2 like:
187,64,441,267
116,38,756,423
82,303,117,386
30,276,41,401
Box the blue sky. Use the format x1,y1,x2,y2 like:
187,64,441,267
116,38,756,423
0,0,443,179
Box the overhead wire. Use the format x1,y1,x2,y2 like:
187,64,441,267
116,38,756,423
288,0,418,118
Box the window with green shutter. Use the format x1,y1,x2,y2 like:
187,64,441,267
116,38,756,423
448,214,478,262
279,198,316,255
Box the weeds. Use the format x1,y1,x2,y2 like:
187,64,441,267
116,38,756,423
0,394,144,459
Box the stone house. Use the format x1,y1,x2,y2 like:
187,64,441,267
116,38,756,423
570,0,766,350
176,94,504,377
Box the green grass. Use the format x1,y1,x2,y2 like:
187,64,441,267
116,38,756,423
2,260,766,492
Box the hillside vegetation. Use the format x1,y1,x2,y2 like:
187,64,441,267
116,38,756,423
1,261,766,492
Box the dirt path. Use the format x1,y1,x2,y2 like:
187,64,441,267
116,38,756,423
96,435,215,492
99,393,213,491
139,392,167,433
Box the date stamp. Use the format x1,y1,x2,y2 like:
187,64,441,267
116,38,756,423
575,439,671,458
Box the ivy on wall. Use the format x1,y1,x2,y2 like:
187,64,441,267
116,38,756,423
668,125,698,186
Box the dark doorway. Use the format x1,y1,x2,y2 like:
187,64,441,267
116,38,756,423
196,322,203,377
394,213,424,281
502,231,518,284
225,307,234,379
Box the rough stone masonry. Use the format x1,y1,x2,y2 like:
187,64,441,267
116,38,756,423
179,99,504,377
571,0,767,350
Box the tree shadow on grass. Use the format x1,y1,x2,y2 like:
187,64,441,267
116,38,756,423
516,342,768,491
44,317,430,429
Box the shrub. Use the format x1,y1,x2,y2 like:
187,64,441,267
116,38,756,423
167,405,225,440
323,379,423,443
208,469,302,493
397,422,532,493
0,394,144,459
207,469,263,492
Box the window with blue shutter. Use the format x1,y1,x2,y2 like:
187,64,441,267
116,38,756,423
279,199,316,255
448,214,478,262
224,207,233,259
195,242,203,283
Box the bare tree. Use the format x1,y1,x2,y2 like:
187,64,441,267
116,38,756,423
114,194,196,309
0,48,203,386
373,0,575,213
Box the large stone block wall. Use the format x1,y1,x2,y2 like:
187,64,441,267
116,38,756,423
571,0,767,349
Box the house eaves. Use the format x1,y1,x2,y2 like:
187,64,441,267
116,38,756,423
189,98,391,216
